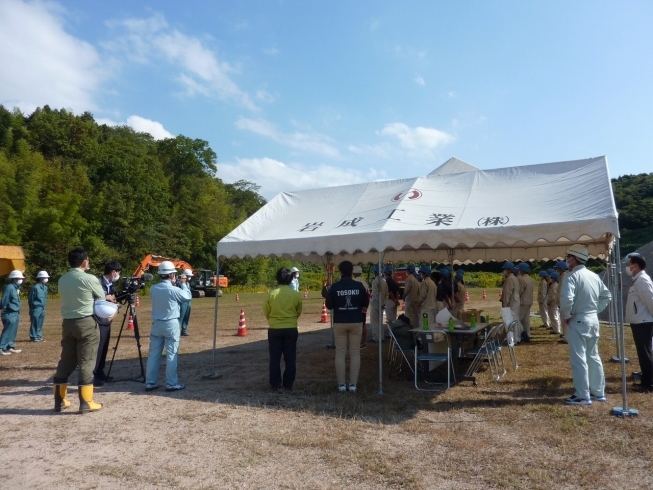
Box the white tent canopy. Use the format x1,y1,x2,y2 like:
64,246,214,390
219,156,619,263
428,157,479,176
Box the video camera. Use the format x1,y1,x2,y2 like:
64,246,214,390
115,273,154,304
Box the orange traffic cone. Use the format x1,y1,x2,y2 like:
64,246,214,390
236,293,240,302
236,309,248,336
135,295,140,307
303,290,308,299
127,315,134,330
320,302,329,323
465,291,470,302
482,289,487,300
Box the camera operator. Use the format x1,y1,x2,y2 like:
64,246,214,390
145,261,191,392
93,261,122,387
53,248,109,413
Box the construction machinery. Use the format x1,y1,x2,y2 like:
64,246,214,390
133,254,227,297
0,246,25,277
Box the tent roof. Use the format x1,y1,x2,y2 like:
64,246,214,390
218,156,619,264
428,157,479,176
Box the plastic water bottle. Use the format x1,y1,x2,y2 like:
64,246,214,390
422,313,429,330
470,314,476,328
448,317,455,332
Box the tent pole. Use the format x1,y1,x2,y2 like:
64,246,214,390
378,251,384,395
611,236,637,416
203,243,224,380
609,244,629,363
326,253,335,349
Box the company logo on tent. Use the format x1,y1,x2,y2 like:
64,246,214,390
391,189,422,202
477,216,509,227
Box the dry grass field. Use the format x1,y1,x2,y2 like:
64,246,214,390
1,288,652,489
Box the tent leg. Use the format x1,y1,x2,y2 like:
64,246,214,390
326,253,335,349
611,236,637,417
203,245,224,380
378,252,383,395
609,246,629,363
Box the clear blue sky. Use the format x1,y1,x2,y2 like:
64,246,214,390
1,0,651,199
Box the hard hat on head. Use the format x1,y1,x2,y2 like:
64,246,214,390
550,272,560,281
158,261,177,275
539,271,548,277
455,270,464,280
182,268,193,277
440,268,450,277
407,264,416,272
502,261,515,271
555,260,568,271
420,265,431,275
518,263,530,272
8,270,24,279
373,265,380,274
290,267,299,273
36,270,50,279
352,265,362,274
567,244,589,263
547,268,555,276
384,265,393,274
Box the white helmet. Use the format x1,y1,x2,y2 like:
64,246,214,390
182,268,193,277
158,261,177,275
567,244,589,263
94,300,119,319
36,271,50,279
290,267,299,273
8,270,24,279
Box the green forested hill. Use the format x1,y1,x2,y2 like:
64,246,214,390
612,173,653,254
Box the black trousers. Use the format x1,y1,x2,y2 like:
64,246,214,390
268,328,298,389
631,322,653,387
94,322,112,377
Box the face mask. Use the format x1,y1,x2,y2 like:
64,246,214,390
16,279,23,286
111,274,120,283
625,266,634,277
565,259,573,270
43,278,49,284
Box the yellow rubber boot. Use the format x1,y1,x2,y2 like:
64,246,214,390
53,384,72,412
78,385,103,414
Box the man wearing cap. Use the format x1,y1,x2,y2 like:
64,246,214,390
624,253,653,393
559,244,611,405
439,267,454,310
555,260,569,343
289,267,300,292
403,264,421,328
384,266,400,324
418,266,437,325
537,271,550,331
146,261,192,392
54,248,108,413
177,269,193,337
93,261,122,386
0,270,25,355
546,272,562,335
501,262,522,342
369,265,388,341
517,263,534,343
28,271,49,343
352,265,369,347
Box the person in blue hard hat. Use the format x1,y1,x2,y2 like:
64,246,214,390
546,272,561,336
418,266,437,325
439,268,454,310
452,270,466,320
403,264,421,328
559,244,611,405
517,263,534,343
501,262,522,343
369,265,388,341
384,266,400,324
537,271,550,331
554,260,569,343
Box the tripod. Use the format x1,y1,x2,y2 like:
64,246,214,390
107,294,146,383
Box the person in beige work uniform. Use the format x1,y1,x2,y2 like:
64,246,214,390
53,247,112,414
537,270,550,330
547,272,562,335
517,263,534,343
369,265,388,341
403,264,421,328
555,261,569,343
418,266,437,325
501,262,522,343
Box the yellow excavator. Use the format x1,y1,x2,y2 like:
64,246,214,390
0,246,25,277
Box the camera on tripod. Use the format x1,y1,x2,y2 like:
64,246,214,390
115,273,154,304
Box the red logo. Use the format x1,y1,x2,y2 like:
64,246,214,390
391,189,422,202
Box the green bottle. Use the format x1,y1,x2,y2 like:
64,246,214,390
422,313,429,330
470,314,476,328
448,317,455,331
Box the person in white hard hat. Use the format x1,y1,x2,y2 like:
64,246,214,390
289,267,300,292
28,271,50,342
559,244,611,405
145,261,191,392
177,268,193,336
0,270,25,355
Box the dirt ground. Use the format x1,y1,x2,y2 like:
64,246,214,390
1,290,652,490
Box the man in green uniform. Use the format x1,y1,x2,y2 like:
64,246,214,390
53,248,109,413
0,270,24,355
28,271,49,342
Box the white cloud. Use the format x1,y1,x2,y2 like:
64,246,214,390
415,76,425,86
0,0,106,113
97,115,173,140
106,13,257,110
235,117,340,157
218,157,385,199
380,123,454,155
256,89,276,103
263,46,279,55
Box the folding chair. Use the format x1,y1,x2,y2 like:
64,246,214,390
387,324,415,378
413,330,455,391
491,323,508,377
463,324,503,383
504,320,519,370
